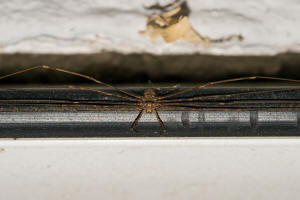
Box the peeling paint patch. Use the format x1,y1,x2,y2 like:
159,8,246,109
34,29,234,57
140,0,210,46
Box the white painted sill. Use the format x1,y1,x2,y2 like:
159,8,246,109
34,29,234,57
0,138,300,200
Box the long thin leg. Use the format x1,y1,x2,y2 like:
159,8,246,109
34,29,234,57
159,76,300,100
130,109,144,131
154,109,167,133
0,101,139,111
162,99,300,106
158,87,300,103
68,86,138,101
158,105,300,111
0,65,141,100
0,98,138,106
42,66,141,99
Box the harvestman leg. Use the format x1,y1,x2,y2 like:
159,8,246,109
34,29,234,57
158,88,300,103
0,65,141,101
130,109,167,133
130,109,144,131
154,109,167,133
159,76,300,100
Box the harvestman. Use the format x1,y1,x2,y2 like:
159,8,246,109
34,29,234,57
1,65,300,133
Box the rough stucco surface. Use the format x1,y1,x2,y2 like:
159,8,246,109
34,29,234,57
1,0,300,55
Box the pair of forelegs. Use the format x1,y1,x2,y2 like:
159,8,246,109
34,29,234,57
130,109,166,133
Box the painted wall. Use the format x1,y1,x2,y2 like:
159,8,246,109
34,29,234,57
1,0,300,55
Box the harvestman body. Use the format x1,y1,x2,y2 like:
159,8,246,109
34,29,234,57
1,65,300,133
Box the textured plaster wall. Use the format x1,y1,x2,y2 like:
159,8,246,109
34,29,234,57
1,0,300,55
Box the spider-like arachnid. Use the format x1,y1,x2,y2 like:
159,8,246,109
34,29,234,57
1,65,300,133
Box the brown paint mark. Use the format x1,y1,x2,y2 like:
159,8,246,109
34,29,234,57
140,1,210,46
140,0,242,46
